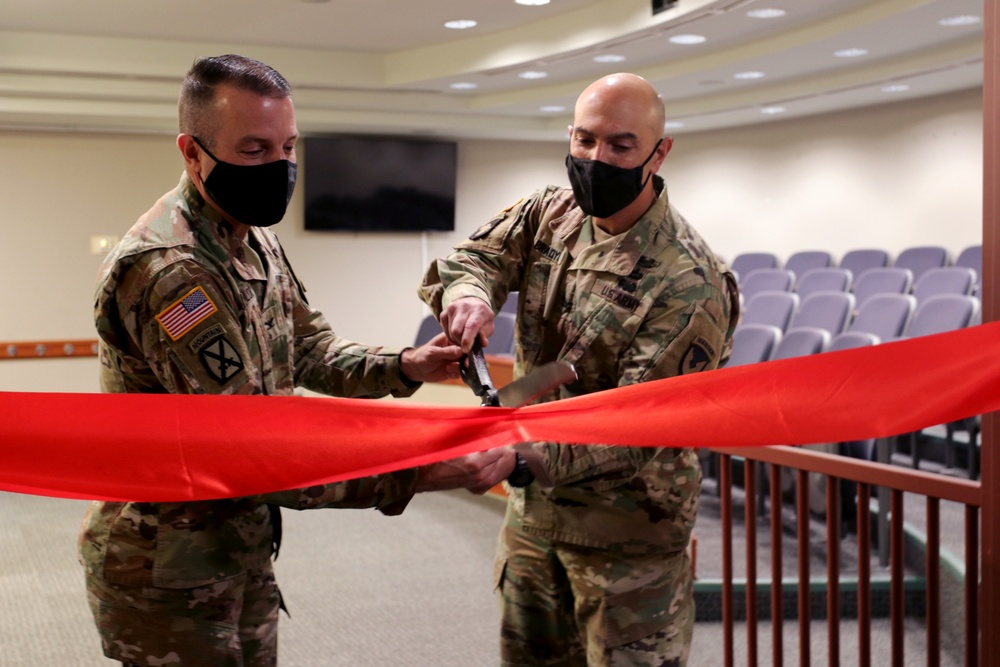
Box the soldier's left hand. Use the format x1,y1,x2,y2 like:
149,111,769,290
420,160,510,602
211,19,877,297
400,332,463,383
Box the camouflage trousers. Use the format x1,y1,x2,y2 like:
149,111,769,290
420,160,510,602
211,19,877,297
495,527,694,667
84,561,281,667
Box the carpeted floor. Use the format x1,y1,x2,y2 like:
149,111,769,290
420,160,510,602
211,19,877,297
0,487,963,666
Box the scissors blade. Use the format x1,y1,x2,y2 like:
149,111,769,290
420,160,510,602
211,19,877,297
497,361,577,408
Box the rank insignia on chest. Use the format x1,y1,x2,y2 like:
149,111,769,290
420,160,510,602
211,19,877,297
156,286,218,341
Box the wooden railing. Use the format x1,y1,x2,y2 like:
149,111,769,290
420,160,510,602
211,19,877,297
711,443,981,667
0,339,99,360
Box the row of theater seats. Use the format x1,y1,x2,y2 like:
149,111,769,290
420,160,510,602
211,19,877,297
726,244,983,479
413,292,520,356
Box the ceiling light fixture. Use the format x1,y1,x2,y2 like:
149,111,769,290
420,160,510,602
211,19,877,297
938,15,981,27
664,121,685,129
519,71,548,79
760,106,786,115
444,19,478,30
669,34,707,45
449,82,478,90
733,71,766,80
881,84,910,93
593,54,627,63
834,48,869,58
540,105,565,113
515,0,551,5
747,8,786,19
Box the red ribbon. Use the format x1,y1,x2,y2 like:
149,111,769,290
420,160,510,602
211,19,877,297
3,321,999,502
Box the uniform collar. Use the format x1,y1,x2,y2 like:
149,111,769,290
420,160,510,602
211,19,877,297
179,173,268,282
556,175,673,276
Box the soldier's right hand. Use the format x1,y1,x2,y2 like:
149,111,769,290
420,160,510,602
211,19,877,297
439,296,495,353
414,448,517,495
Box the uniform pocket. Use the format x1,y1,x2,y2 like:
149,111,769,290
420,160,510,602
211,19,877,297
595,553,693,649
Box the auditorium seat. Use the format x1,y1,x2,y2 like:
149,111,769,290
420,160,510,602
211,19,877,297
847,293,916,341
912,266,976,304
787,291,855,335
501,291,519,315
489,312,517,356
901,294,979,340
852,267,913,309
795,267,852,300
771,327,830,360
726,323,782,367
731,252,780,278
739,268,795,301
828,331,880,351
784,250,833,284
839,249,890,285
893,245,949,283
741,291,799,332
901,295,979,469
954,244,982,292
414,313,443,346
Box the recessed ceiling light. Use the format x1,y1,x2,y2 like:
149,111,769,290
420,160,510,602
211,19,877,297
881,84,910,93
669,34,707,45
760,106,786,115
540,105,565,113
747,8,786,19
515,0,550,5
834,48,869,58
519,71,548,79
593,54,627,63
938,15,981,27
444,19,477,30
664,121,685,129
733,71,766,80
450,82,478,90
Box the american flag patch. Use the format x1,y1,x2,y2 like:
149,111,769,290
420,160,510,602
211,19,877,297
156,286,218,341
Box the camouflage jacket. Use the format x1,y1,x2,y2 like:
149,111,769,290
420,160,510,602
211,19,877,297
80,173,419,588
420,178,739,554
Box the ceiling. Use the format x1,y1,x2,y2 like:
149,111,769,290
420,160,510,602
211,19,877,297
0,0,984,141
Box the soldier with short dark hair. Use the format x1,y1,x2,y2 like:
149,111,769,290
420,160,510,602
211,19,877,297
79,54,513,667
420,73,740,666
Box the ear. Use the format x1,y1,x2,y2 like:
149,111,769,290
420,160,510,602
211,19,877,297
177,134,201,170
650,136,673,172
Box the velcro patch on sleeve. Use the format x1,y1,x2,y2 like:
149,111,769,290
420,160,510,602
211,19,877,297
155,286,218,341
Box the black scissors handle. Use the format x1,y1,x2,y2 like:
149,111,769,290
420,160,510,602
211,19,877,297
459,342,500,407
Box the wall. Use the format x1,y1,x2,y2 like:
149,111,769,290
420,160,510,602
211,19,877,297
0,87,982,392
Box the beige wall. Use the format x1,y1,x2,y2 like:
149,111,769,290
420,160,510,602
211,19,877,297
0,87,982,392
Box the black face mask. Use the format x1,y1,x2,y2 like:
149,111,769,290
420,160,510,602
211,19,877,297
193,136,297,228
565,139,663,219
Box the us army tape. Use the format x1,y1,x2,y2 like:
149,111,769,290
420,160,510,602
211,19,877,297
3,321,1000,502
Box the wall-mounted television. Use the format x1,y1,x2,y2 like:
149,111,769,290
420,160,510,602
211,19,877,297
303,135,457,233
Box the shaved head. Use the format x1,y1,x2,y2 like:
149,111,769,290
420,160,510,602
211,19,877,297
573,73,665,146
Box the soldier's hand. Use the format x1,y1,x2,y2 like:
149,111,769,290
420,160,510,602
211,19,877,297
439,296,495,353
400,333,463,383
414,448,517,495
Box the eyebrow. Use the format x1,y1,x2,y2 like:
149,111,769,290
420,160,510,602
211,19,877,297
572,127,639,143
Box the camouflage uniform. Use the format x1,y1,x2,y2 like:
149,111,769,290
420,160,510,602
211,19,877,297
80,173,421,667
420,177,739,667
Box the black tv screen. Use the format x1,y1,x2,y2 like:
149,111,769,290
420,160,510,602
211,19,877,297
303,136,457,232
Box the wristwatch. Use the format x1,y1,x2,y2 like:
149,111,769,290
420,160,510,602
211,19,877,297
507,452,535,488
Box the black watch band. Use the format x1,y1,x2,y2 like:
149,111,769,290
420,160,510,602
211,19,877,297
507,452,535,488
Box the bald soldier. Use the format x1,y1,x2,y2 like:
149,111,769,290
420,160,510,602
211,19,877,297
420,73,740,666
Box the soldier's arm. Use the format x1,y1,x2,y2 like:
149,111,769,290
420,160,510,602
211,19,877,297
519,281,735,489
120,259,267,395
419,190,552,319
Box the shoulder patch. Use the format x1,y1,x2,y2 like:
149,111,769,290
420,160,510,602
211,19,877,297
679,336,717,375
469,198,524,240
156,286,218,341
197,335,245,385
